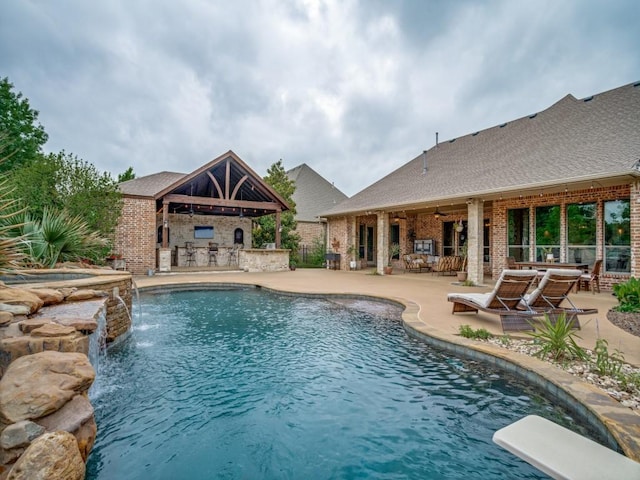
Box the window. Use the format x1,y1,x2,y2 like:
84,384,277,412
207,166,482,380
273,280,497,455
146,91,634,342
443,221,466,256
483,219,491,263
535,205,560,261
566,203,596,265
194,226,214,239
507,208,529,261
604,199,630,273
390,224,400,259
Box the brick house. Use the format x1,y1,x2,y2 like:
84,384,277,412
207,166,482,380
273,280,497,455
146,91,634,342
286,163,348,260
115,151,290,274
322,81,640,289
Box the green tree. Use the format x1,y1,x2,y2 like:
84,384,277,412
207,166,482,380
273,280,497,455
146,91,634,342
117,167,136,183
0,77,48,172
252,160,300,258
9,151,122,240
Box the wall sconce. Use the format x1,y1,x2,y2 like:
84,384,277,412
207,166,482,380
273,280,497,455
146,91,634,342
163,220,168,228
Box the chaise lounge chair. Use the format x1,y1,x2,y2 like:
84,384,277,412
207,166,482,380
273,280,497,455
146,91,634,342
520,269,598,329
447,269,540,332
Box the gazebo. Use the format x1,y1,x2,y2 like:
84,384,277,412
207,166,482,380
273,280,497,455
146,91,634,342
116,151,291,274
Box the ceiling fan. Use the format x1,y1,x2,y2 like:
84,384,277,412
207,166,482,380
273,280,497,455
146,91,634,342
433,206,447,219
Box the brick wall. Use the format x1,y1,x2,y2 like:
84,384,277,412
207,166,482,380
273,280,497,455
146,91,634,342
492,185,631,288
295,221,325,248
326,183,633,287
114,197,156,275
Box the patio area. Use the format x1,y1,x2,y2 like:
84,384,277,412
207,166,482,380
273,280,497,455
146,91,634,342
135,267,636,364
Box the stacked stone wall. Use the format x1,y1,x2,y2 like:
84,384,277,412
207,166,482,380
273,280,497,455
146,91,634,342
99,277,134,342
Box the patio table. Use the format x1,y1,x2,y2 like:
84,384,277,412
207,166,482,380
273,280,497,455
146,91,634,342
514,261,589,272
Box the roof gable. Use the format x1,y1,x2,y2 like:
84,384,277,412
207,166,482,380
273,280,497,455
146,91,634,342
121,151,290,217
286,164,348,221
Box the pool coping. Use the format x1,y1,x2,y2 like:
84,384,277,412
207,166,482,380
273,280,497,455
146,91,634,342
134,281,640,462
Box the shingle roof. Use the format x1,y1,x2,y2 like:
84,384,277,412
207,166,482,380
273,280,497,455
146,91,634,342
286,164,349,222
324,81,640,217
119,171,186,197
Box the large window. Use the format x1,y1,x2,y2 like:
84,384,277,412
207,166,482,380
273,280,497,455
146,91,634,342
566,203,596,265
507,208,529,261
535,205,560,261
390,224,400,259
443,221,466,256
604,199,630,273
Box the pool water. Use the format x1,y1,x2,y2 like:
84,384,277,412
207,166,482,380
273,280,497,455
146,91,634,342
86,289,595,479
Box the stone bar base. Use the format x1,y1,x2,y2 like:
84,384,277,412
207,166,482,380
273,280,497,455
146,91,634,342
239,249,290,272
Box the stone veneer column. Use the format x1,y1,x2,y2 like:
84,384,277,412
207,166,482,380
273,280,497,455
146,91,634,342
377,211,389,275
631,180,640,278
467,199,484,285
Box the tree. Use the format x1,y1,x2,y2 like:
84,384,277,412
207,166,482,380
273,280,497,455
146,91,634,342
9,151,122,240
0,77,48,172
252,160,300,258
117,167,136,183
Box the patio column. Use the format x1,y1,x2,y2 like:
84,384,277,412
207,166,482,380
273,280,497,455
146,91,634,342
467,199,484,285
162,200,169,248
377,211,389,275
275,209,282,248
349,215,358,269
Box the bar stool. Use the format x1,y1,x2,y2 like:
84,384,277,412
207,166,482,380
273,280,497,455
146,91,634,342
228,244,240,266
208,242,218,266
184,242,196,266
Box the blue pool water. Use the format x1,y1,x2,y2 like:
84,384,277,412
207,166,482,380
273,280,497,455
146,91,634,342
86,289,597,479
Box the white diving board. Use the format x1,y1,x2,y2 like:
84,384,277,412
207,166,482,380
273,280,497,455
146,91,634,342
493,415,640,480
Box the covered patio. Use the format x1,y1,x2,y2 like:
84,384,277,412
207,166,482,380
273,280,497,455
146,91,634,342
116,151,291,274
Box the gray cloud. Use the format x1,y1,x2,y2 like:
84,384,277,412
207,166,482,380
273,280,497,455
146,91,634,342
1,0,638,196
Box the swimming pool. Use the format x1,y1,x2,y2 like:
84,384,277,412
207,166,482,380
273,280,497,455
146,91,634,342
86,289,600,479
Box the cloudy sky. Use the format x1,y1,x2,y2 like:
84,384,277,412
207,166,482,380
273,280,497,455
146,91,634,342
2,1,639,196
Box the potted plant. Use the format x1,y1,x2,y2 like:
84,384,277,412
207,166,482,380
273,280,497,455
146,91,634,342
346,244,358,270
457,243,468,282
384,243,401,274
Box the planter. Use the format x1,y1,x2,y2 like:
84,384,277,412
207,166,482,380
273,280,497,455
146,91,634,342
606,309,640,337
456,271,468,282
383,266,393,275
349,260,357,270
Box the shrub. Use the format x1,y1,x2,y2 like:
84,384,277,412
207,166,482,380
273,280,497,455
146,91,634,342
612,277,640,312
459,324,491,340
592,338,624,377
528,313,587,362
302,236,327,267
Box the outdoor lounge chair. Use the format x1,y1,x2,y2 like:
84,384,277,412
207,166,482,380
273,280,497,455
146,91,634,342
520,269,597,329
447,269,539,332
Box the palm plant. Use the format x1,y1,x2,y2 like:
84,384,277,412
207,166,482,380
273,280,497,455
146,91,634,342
3,208,109,268
0,140,27,272
29,208,109,267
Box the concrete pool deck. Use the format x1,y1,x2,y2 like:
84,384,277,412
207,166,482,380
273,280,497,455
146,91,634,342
133,267,640,461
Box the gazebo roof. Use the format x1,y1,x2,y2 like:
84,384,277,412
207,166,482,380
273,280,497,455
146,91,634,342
120,150,290,217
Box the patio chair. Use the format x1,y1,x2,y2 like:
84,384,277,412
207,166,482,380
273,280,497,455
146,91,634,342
521,269,598,329
447,269,539,332
403,254,430,273
577,259,602,294
432,256,461,276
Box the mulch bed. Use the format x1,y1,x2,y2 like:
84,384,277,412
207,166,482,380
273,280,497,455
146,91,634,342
606,310,640,338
